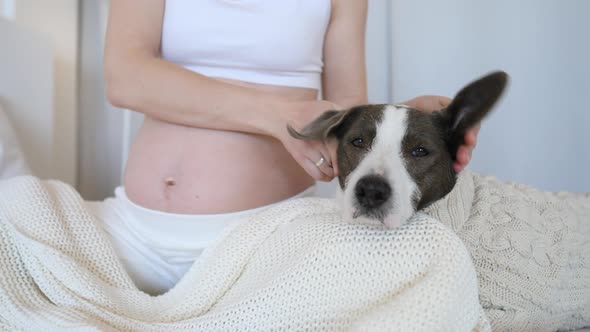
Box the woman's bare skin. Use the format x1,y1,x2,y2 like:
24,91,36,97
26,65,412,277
124,79,318,214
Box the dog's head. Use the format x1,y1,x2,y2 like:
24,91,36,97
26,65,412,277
289,71,508,228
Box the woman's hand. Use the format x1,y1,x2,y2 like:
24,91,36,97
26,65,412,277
401,95,479,173
272,100,341,182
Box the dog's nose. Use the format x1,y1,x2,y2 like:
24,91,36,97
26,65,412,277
355,175,392,209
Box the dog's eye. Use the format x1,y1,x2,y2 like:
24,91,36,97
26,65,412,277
351,138,365,148
411,147,429,157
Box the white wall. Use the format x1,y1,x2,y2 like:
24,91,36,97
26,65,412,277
0,18,52,179
0,0,78,185
391,0,590,192
366,0,392,104
78,0,125,200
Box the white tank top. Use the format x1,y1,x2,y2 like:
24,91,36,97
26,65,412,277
161,0,331,89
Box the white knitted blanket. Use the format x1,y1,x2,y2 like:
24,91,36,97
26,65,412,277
0,176,489,331
425,172,590,331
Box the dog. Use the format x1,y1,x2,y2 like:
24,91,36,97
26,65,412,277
288,71,508,229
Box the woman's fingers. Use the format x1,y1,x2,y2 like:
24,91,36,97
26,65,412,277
454,125,481,172
465,125,480,146
327,138,339,176
314,144,335,180
401,95,452,112
303,158,332,182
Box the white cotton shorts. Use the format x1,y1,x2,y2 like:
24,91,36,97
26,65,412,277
85,185,316,295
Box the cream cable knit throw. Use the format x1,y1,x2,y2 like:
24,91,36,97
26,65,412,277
425,172,590,331
0,176,489,331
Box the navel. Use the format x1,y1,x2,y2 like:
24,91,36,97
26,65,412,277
164,177,176,187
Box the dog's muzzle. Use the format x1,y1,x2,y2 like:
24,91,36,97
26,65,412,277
354,175,391,210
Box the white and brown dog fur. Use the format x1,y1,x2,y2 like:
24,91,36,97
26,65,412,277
289,71,508,229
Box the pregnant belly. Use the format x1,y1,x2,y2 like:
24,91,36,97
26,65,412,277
123,116,314,214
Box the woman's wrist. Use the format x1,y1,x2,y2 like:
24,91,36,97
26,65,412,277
255,98,291,140
262,99,314,141
261,99,343,142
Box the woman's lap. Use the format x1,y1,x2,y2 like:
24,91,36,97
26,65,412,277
85,184,317,295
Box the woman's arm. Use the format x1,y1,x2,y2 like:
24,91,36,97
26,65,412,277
104,0,367,181
278,0,369,178
321,0,369,108
104,0,309,138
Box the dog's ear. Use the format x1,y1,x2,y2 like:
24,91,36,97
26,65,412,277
287,109,352,141
442,71,509,158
